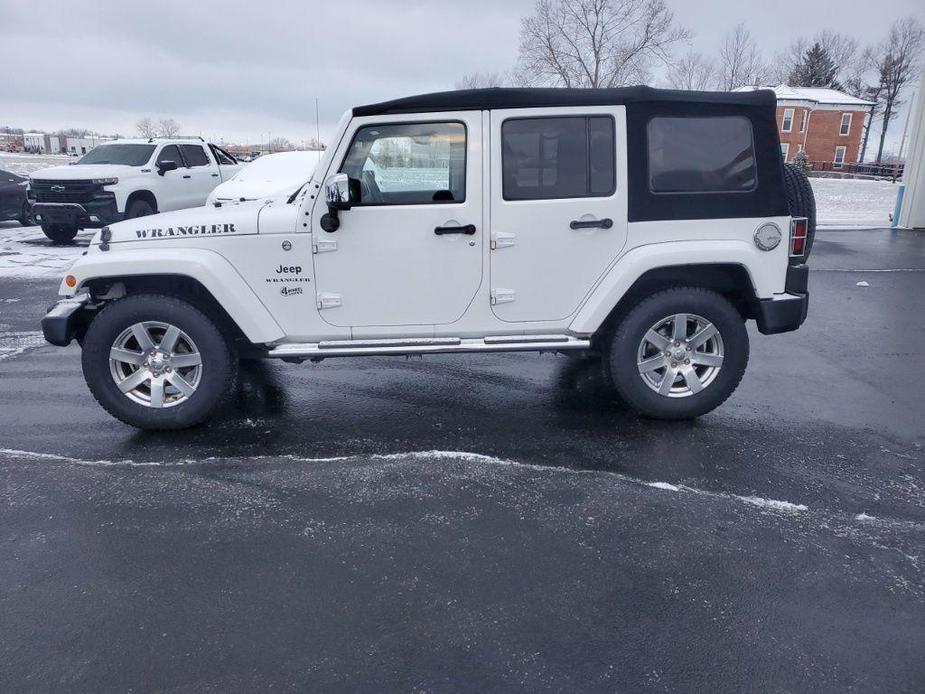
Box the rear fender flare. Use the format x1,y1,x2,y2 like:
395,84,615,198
570,240,779,335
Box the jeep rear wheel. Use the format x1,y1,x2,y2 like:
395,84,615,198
81,294,237,429
42,224,78,244
607,288,748,419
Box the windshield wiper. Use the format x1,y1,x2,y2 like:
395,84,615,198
287,181,310,204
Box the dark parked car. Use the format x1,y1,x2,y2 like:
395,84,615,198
0,169,33,225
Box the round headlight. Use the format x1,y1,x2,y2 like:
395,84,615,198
754,223,782,251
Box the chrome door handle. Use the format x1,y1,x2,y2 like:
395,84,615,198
434,224,476,235
570,218,613,230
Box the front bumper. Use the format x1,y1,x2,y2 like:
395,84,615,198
32,198,122,229
755,264,809,335
41,295,97,346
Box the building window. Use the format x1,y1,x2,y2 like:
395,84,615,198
647,116,757,193
839,113,852,136
780,143,790,162
834,145,847,168
781,108,794,133
800,110,808,133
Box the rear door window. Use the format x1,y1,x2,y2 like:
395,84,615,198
501,116,615,200
180,144,210,167
647,116,757,194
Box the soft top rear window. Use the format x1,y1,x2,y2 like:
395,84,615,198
647,116,756,194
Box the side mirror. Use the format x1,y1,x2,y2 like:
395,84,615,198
324,173,358,211
157,160,178,176
321,173,360,233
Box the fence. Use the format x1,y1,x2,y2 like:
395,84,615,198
808,160,904,180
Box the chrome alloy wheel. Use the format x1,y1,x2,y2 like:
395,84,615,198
108,322,203,408
636,313,724,398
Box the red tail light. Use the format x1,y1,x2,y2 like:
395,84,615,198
790,217,808,257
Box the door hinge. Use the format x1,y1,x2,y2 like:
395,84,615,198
490,232,516,250
490,288,516,305
312,238,337,253
316,292,342,310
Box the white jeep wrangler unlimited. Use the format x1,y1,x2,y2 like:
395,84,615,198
29,137,241,244
41,87,813,430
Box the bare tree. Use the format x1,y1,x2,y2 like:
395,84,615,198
135,117,156,138
268,136,293,152
156,118,181,138
773,31,858,87
455,72,504,89
842,46,881,162
667,50,715,90
717,24,767,90
516,0,690,88
872,18,925,162
817,30,858,83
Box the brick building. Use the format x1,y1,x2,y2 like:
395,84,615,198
735,85,875,167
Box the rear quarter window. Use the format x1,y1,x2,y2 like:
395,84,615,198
647,116,757,194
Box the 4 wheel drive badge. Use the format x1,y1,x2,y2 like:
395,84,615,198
280,286,303,297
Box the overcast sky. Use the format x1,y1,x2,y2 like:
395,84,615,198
2,0,923,152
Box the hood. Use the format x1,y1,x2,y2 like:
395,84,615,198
98,200,267,247
30,164,134,180
208,178,299,203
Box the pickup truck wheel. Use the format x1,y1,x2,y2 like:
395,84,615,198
607,288,748,420
81,294,237,430
41,224,78,244
126,198,155,218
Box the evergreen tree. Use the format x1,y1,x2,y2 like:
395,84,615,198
788,42,840,88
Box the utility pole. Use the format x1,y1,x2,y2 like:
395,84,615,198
315,97,322,163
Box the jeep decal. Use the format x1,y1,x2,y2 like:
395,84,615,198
135,223,237,239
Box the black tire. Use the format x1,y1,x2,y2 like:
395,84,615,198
606,288,749,420
81,294,237,430
782,163,816,257
18,201,34,226
41,224,78,244
125,198,156,219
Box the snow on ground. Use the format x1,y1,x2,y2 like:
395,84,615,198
811,177,899,228
0,222,91,277
0,152,73,177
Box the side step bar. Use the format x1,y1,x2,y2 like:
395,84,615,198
267,335,590,359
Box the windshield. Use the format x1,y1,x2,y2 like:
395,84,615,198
78,144,156,166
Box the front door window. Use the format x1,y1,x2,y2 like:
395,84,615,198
340,122,466,205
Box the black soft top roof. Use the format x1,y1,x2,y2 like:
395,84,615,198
353,85,776,117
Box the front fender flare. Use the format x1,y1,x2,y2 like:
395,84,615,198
60,248,285,344
569,240,777,335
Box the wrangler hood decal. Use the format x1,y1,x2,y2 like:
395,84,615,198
99,201,265,247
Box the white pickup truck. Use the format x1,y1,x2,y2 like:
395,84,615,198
29,138,242,243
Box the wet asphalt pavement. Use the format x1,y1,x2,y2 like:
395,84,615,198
1,228,924,692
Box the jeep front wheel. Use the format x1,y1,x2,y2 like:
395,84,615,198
607,288,748,419
42,224,78,244
81,294,237,429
